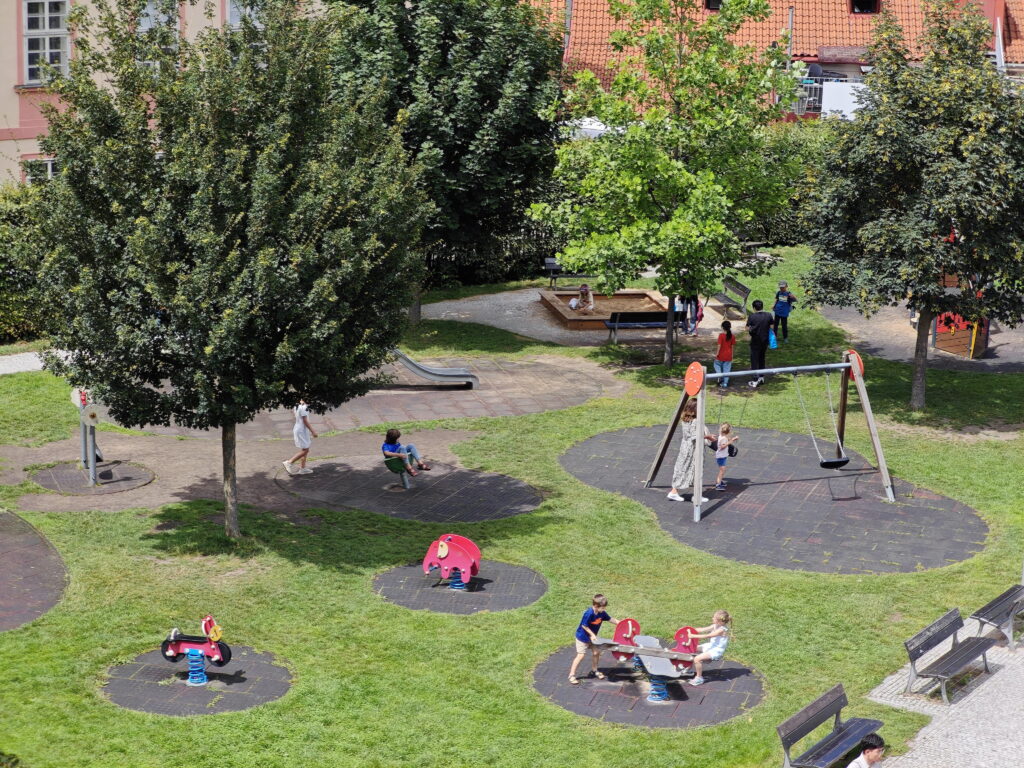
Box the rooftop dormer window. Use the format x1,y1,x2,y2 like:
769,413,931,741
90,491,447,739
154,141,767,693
852,0,879,13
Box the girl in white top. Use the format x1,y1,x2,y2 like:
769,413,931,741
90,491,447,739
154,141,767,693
686,609,731,686
283,399,318,475
713,423,738,491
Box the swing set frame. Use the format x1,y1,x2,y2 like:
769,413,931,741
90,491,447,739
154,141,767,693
645,350,895,523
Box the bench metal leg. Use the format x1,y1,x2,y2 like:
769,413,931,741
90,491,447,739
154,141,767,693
940,680,950,706
982,651,990,674
904,665,918,694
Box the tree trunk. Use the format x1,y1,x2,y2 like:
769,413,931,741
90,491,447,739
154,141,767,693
408,290,422,326
910,307,932,411
222,422,240,539
663,300,676,367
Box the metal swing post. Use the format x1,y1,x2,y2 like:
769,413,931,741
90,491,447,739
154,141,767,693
692,376,707,523
845,351,895,502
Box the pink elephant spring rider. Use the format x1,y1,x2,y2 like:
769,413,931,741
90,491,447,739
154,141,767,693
422,534,481,591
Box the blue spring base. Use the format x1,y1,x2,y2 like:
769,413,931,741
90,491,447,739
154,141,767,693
186,648,208,686
448,568,468,591
632,656,643,672
647,675,670,702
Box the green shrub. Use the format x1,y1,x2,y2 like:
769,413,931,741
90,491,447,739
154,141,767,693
750,118,835,246
0,183,44,342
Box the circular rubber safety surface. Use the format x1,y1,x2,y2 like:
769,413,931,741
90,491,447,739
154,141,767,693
275,459,542,523
374,560,547,615
533,644,764,728
0,512,66,632
560,426,988,574
31,461,155,496
103,646,290,716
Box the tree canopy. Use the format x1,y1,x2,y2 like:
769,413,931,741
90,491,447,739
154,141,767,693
332,0,564,283
31,0,431,537
530,0,799,363
805,0,1024,409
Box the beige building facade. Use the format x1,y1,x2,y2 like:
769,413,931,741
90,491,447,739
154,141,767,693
0,1,248,183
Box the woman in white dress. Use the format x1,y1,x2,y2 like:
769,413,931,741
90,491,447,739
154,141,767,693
283,399,318,475
667,398,712,503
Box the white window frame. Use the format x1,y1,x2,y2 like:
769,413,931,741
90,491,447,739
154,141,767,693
24,157,59,184
24,1,70,85
139,0,174,32
228,0,262,28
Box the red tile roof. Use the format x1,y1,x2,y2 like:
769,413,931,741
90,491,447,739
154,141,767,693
529,0,1024,74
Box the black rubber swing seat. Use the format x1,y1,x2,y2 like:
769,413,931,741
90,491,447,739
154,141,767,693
819,457,851,470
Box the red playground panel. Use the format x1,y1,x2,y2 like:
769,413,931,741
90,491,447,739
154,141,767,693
671,626,698,671
161,614,232,667
612,618,641,661
422,534,481,581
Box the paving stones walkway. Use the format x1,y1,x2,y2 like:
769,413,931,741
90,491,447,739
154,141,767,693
0,512,67,632
560,426,988,573
276,458,541,523
105,354,629,439
103,646,290,716
868,620,1024,767
374,560,547,614
533,644,763,728
821,304,1024,373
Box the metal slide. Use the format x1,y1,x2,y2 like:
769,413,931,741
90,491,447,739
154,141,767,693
391,349,479,389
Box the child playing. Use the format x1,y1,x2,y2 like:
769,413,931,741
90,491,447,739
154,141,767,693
772,281,798,343
568,594,618,685
685,610,731,686
712,423,737,491
714,321,735,387
381,428,431,476
568,284,595,315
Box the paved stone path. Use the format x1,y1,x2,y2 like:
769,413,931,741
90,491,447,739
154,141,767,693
276,458,541,523
0,352,43,375
374,560,547,614
533,644,763,728
560,427,988,573
31,460,154,495
424,288,729,347
821,304,1024,373
104,646,290,716
868,619,1023,767
0,512,67,632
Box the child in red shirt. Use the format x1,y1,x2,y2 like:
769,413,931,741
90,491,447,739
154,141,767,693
715,321,735,387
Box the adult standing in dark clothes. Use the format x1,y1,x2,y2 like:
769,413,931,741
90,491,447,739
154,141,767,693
745,300,773,388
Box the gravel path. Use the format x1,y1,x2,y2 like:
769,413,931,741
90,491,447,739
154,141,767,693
0,352,43,375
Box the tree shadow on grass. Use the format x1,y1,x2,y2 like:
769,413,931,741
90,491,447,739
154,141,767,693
142,471,557,575
401,319,566,357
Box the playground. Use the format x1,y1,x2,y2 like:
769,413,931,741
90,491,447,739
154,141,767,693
0,247,1023,767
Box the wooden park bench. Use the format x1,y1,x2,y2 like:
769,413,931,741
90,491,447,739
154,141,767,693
707,276,752,318
544,257,596,289
903,608,997,705
604,310,681,344
970,584,1024,650
776,684,882,768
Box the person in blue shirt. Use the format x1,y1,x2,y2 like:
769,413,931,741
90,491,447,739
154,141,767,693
772,280,798,343
381,428,430,475
568,594,618,685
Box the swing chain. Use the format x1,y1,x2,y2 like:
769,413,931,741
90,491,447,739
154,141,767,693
792,373,826,463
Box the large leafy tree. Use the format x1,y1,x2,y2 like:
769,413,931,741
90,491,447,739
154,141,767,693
32,0,431,538
805,0,1024,410
331,0,563,284
531,0,799,365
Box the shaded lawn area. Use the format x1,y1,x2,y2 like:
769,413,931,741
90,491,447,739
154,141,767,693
2,247,1023,767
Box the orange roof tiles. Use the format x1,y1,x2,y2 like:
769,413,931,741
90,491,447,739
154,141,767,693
530,0,1024,74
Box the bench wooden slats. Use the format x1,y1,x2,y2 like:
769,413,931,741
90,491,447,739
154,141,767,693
776,684,882,768
903,608,997,704
708,276,752,317
971,584,1024,649
604,310,680,343
544,257,596,289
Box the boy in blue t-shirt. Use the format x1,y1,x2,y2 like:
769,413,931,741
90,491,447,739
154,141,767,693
568,594,618,685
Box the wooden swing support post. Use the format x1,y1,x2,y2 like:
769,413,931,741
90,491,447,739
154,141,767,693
643,350,895,522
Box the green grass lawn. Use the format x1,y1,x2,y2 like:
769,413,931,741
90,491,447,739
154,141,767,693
1,248,1022,767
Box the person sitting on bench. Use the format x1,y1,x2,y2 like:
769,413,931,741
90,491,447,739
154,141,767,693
568,284,595,315
381,428,431,476
845,733,886,768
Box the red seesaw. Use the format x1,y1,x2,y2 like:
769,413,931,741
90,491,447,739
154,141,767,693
422,534,480,591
